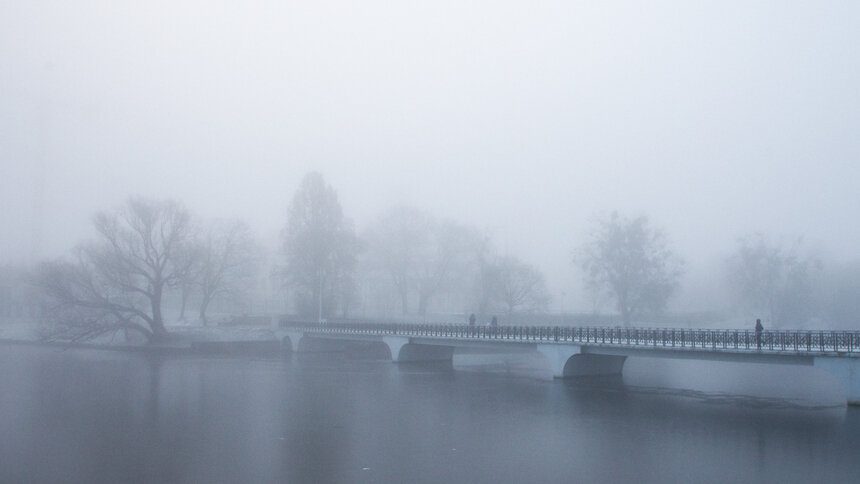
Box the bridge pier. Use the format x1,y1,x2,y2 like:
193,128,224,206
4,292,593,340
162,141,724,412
383,337,455,363
383,337,410,362
536,345,627,378
814,357,860,406
280,331,303,353
537,345,581,378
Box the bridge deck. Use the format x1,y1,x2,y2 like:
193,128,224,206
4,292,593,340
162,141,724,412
281,322,860,357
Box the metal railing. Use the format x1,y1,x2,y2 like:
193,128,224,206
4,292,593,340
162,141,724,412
281,321,860,355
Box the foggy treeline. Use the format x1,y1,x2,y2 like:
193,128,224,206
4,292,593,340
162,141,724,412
2,170,859,341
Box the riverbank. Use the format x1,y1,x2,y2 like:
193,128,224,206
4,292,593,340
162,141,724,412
0,323,282,356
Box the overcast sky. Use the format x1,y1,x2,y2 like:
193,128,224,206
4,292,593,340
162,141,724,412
2,1,858,310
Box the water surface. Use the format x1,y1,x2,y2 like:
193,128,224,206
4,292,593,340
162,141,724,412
0,344,857,483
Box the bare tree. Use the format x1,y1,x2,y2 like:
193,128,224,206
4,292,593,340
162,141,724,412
364,208,483,317
825,260,860,329
727,234,822,328
414,220,479,316
38,198,192,343
578,212,683,326
282,172,359,319
171,230,204,322
494,256,551,315
196,220,261,324
364,206,434,315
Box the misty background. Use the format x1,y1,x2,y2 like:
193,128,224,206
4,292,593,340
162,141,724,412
2,1,859,322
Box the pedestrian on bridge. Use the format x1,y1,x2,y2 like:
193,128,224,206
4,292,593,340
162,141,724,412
469,313,476,326
490,316,498,327
755,319,764,349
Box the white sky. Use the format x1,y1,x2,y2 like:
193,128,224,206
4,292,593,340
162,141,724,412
2,1,859,310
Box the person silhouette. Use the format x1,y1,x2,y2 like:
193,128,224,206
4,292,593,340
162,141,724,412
469,313,476,326
755,318,764,350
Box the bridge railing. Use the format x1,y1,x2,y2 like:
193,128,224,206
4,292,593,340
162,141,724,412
280,321,860,354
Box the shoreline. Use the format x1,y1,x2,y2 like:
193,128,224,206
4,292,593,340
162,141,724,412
0,335,283,357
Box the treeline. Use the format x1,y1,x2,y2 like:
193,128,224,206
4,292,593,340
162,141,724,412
280,173,550,322
15,171,860,343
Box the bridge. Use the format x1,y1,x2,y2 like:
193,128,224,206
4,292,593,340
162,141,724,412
274,321,860,406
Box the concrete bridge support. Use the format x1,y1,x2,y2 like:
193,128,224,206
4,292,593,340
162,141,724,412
383,337,410,362
382,337,455,363
814,357,860,406
536,345,627,378
280,331,303,353
564,354,628,377
537,345,581,378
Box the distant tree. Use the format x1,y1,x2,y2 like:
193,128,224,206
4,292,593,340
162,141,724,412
196,220,261,324
727,234,822,328
413,220,479,316
282,172,359,319
578,212,683,326
364,208,480,316
825,261,860,329
471,234,498,315
364,207,434,315
493,256,551,315
38,198,192,343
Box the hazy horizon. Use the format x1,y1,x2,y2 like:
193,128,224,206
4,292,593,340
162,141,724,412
3,1,859,313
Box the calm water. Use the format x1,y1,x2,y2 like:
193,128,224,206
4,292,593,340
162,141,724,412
1,343,858,484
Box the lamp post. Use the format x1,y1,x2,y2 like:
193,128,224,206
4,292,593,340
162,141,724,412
317,268,323,324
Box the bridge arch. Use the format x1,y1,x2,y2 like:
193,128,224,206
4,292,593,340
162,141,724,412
536,344,627,378
814,357,860,405
562,354,627,377
382,337,454,363
280,331,303,354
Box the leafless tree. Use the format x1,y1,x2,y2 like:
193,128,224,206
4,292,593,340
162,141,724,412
364,206,434,315
493,256,551,315
727,234,822,328
196,220,261,324
38,198,192,343
413,220,479,316
363,207,484,317
578,212,683,326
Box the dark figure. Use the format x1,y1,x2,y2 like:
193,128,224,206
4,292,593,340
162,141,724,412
490,316,498,327
469,313,476,326
755,318,764,349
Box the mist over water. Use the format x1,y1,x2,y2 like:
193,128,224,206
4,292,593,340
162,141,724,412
2,344,856,484
2,3,859,482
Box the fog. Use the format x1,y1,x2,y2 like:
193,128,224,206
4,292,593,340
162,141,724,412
2,1,859,314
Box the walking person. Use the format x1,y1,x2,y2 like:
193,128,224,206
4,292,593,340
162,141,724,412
469,313,476,326
755,318,764,350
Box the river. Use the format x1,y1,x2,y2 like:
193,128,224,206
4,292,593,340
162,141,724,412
0,343,858,483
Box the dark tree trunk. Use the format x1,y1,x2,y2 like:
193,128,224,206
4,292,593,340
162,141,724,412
177,283,190,321
149,283,169,342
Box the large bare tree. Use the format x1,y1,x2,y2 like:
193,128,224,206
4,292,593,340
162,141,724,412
38,198,192,343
